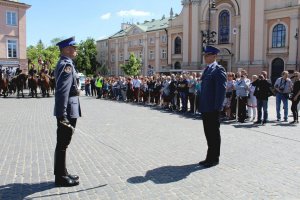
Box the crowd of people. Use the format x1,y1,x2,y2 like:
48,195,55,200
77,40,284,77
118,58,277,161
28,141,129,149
82,69,300,124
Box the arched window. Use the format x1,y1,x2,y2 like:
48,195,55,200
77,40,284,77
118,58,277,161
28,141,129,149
174,37,181,54
218,10,230,44
272,24,286,48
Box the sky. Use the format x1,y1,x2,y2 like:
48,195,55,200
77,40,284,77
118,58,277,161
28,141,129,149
24,0,183,47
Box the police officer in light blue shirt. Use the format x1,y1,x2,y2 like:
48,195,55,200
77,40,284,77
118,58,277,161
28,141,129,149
198,46,226,168
53,37,81,187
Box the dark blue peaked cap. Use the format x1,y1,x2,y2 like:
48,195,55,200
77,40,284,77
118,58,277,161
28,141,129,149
204,45,220,55
56,37,78,49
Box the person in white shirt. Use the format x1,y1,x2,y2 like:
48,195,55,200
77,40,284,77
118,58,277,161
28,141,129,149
132,76,141,102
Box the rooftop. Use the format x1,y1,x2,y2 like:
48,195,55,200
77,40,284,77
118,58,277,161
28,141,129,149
109,16,173,39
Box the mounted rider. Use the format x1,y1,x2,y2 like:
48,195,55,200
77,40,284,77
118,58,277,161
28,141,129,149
28,64,37,78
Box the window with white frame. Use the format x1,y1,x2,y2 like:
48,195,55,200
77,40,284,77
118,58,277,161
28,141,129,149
149,50,155,60
6,11,17,26
272,24,286,48
161,35,167,43
139,39,143,46
111,54,115,62
7,40,17,58
161,49,167,59
149,37,155,44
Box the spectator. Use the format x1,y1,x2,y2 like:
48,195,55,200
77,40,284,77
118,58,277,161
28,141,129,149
84,77,91,96
95,75,103,99
188,75,196,113
247,75,258,121
253,73,272,125
90,75,96,96
234,70,250,123
178,75,189,112
290,72,300,124
223,72,235,120
274,71,293,122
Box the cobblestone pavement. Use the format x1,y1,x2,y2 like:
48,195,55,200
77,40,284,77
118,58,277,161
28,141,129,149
0,92,299,200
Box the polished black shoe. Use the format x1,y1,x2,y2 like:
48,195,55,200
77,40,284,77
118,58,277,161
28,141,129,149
67,174,79,181
55,176,79,187
254,121,262,124
198,160,207,166
203,160,219,168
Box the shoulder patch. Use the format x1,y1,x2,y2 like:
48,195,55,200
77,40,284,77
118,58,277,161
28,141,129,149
64,65,72,73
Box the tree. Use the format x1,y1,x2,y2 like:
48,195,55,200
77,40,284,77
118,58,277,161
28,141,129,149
74,38,99,75
27,39,60,70
121,53,142,76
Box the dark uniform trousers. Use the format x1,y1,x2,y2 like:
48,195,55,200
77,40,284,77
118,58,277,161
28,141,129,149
54,118,77,176
202,111,221,162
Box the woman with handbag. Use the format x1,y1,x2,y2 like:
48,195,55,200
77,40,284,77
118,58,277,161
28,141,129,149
290,72,300,124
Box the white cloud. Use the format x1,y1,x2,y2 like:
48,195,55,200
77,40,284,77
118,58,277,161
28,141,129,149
100,13,111,20
117,9,151,17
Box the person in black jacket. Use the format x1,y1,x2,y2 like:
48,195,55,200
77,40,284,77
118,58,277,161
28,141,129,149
253,74,272,125
290,72,300,124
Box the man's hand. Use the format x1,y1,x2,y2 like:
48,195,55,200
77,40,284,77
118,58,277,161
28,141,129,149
58,116,70,125
58,116,75,133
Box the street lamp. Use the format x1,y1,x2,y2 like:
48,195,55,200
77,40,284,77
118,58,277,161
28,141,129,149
201,0,217,47
295,28,299,71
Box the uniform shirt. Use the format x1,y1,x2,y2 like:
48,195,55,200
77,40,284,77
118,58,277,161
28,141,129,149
199,61,226,112
54,56,81,118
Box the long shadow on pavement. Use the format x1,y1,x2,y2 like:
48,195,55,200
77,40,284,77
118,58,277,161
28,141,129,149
127,163,205,184
0,182,107,200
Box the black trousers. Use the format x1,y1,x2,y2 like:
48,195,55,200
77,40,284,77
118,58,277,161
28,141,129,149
291,98,300,121
54,118,77,176
188,93,195,112
202,111,221,162
237,96,248,122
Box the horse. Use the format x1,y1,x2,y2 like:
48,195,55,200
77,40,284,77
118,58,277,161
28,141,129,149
28,75,38,98
0,72,9,97
14,74,27,98
49,76,56,95
39,73,50,97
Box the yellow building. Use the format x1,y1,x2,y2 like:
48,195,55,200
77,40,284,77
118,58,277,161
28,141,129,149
97,0,300,83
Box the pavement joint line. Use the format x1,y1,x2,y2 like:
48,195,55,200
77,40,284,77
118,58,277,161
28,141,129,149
76,128,123,153
232,126,300,143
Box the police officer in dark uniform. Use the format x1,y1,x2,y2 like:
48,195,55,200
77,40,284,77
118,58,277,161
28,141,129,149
54,37,81,187
198,46,226,168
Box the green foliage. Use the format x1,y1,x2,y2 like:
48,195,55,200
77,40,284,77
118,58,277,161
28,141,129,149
27,37,100,75
74,38,99,75
27,40,60,70
120,53,142,76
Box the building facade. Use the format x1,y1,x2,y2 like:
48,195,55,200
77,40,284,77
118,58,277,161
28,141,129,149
0,0,30,73
97,0,300,82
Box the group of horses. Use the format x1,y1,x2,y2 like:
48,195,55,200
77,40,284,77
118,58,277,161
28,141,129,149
0,72,55,98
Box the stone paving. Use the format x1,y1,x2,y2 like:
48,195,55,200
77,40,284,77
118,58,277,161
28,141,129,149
0,92,299,200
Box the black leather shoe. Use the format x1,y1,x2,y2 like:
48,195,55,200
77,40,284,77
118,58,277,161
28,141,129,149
198,160,207,166
55,176,79,187
67,174,79,181
203,160,219,168
254,121,262,124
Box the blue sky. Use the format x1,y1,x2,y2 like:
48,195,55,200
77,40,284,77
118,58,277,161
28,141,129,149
24,0,182,47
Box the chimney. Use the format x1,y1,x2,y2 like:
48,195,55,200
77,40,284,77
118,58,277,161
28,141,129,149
121,23,131,30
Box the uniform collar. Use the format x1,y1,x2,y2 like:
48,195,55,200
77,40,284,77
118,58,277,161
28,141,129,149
208,61,217,68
